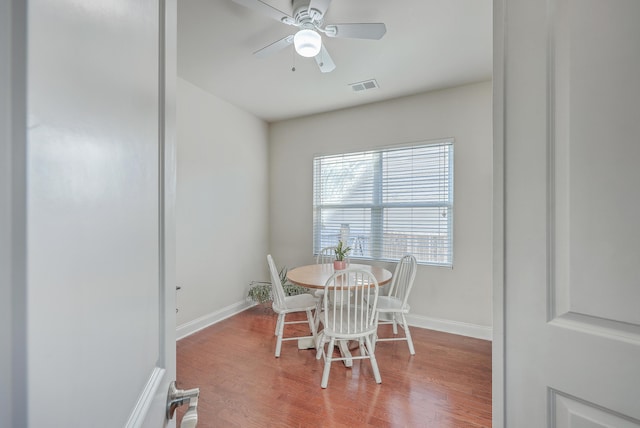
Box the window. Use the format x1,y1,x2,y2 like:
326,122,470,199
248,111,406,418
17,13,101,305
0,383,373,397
313,140,453,266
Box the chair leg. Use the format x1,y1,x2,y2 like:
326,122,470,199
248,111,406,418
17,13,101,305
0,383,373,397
365,335,382,384
306,309,317,338
401,314,415,355
392,314,399,335
313,300,322,331
274,314,281,336
370,332,378,353
315,333,325,360
320,337,335,388
275,313,285,357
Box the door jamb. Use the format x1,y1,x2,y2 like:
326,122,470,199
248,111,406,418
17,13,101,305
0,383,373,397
492,0,506,426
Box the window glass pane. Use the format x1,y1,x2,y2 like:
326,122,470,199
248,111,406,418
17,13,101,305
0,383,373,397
316,152,375,205
314,208,372,258
383,145,451,204
382,207,452,265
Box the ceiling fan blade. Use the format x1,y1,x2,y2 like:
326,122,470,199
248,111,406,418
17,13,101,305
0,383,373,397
253,35,294,58
232,0,293,24
314,44,336,73
307,0,332,19
324,23,387,40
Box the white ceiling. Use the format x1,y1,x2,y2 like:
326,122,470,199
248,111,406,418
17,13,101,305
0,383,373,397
178,0,493,123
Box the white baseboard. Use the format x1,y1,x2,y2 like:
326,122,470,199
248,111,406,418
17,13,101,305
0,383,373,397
404,313,492,341
176,301,492,342
176,300,254,340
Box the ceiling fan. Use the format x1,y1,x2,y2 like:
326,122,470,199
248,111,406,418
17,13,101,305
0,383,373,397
232,0,387,73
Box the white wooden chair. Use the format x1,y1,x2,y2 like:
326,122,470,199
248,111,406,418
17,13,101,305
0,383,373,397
267,254,318,358
372,254,418,355
312,246,336,329
315,268,381,388
315,246,336,264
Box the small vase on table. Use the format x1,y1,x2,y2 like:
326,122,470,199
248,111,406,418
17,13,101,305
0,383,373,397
333,260,347,270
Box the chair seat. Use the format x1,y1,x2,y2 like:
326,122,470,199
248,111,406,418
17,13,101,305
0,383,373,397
375,296,409,313
273,293,318,313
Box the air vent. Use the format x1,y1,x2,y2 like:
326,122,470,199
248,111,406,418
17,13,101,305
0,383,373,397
349,79,379,92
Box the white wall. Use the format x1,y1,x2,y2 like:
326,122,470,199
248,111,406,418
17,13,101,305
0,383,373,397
176,78,269,334
269,81,493,336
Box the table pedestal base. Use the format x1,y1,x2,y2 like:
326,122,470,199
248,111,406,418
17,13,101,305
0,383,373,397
298,338,354,367
297,337,316,350
337,340,354,367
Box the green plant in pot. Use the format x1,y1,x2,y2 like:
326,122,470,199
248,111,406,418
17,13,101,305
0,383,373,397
333,240,351,270
247,266,310,304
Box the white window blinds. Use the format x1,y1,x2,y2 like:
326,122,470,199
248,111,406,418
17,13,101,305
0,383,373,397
313,140,453,266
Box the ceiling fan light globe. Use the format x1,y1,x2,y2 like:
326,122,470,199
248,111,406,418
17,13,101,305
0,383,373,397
294,29,321,57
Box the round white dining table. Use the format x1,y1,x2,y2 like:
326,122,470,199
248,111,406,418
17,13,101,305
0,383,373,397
287,263,392,365
287,263,392,289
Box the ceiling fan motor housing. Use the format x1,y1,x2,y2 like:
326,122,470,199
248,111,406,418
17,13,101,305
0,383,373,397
292,0,323,27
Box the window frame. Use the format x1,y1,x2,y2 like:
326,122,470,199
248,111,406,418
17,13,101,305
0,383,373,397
312,138,454,267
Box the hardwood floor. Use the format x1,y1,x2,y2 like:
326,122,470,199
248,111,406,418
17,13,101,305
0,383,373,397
176,304,491,427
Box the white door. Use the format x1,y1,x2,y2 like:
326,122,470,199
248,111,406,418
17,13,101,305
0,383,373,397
497,0,640,425
2,0,179,426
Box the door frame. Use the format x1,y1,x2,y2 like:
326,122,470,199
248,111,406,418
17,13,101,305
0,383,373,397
0,0,28,426
492,0,506,426
127,0,178,425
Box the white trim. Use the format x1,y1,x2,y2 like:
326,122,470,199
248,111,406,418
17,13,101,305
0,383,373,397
492,0,506,426
176,300,254,340
406,314,493,341
125,367,166,428
176,302,492,342
1,1,27,425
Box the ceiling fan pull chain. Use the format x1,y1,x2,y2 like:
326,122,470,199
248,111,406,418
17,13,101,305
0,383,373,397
291,46,296,72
